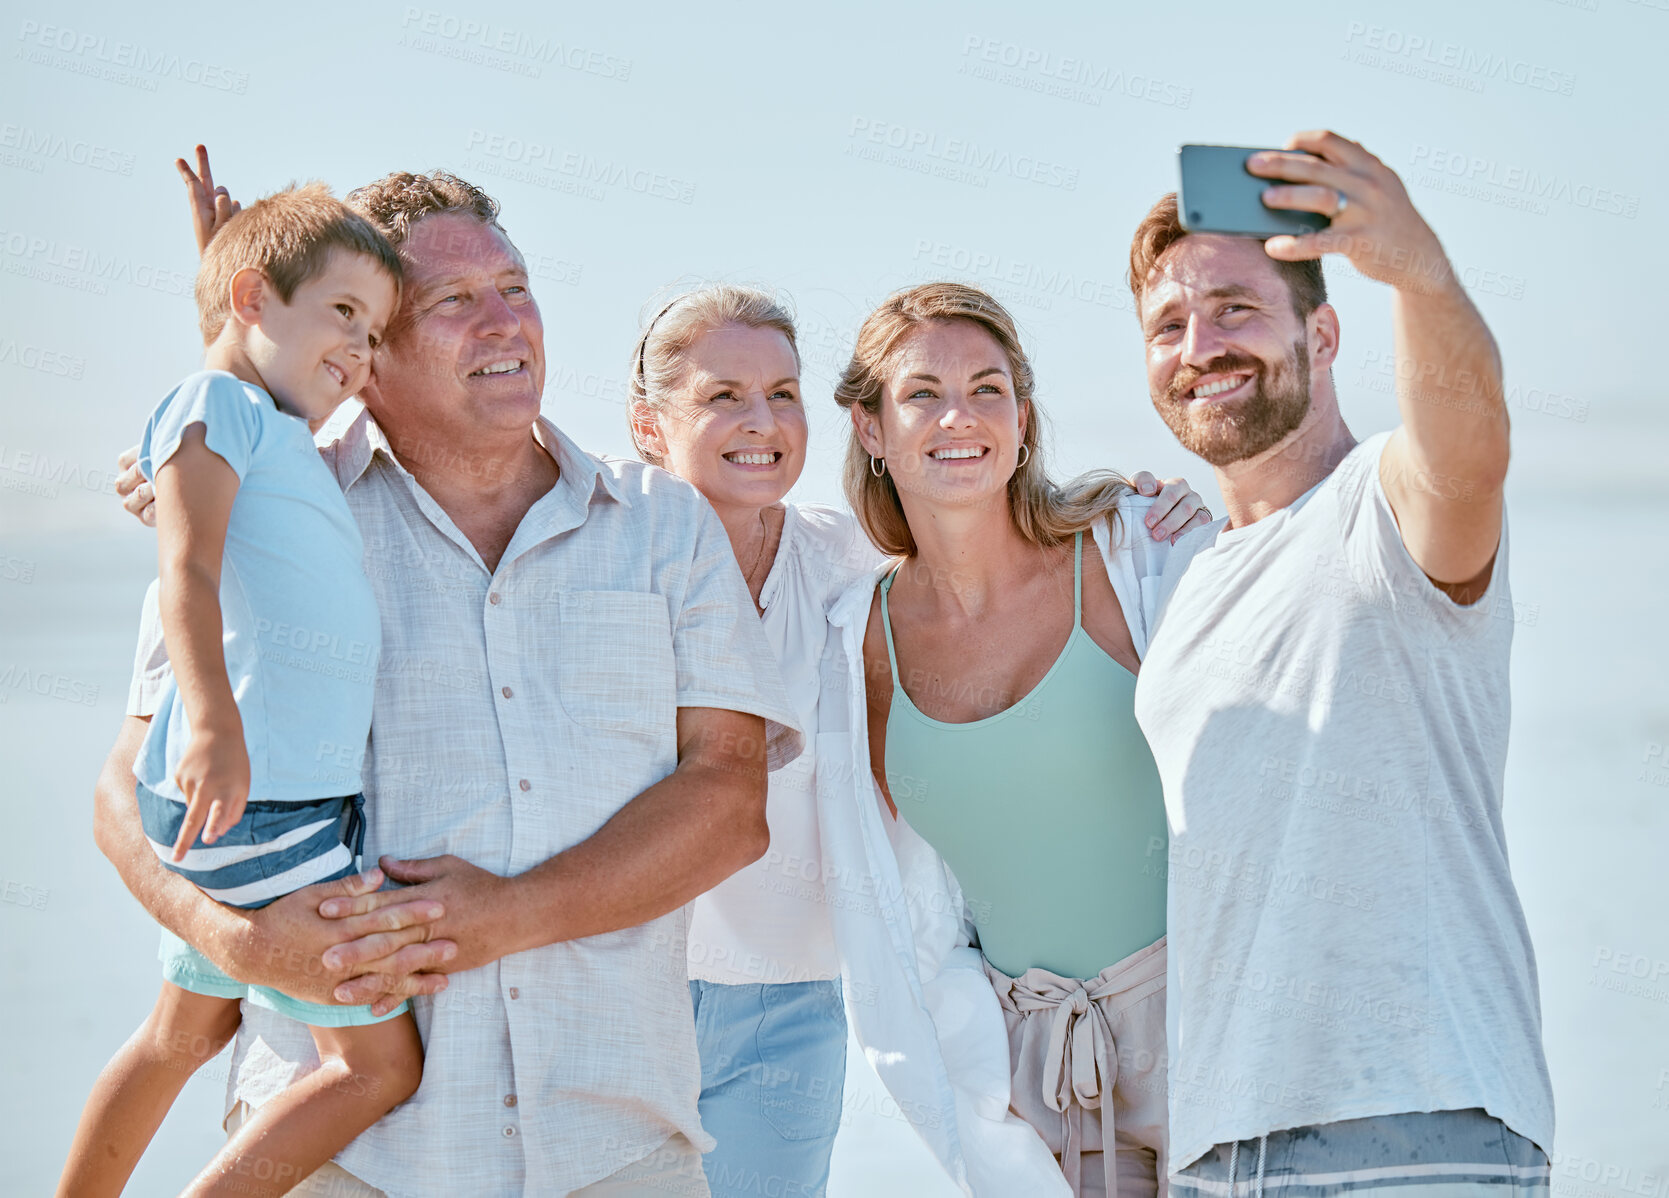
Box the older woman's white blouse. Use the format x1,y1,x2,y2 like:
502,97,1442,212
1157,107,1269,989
687,502,887,985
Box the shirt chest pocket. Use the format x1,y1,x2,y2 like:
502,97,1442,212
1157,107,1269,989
554,591,678,735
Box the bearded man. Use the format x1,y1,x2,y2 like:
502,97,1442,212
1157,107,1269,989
1129,131,1552,1198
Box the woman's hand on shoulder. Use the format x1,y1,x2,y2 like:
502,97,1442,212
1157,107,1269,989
1129,471,1213,544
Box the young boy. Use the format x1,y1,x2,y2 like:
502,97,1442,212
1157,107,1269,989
57,184,420,1198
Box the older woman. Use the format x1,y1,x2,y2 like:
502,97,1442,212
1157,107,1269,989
819,282,1195,1198
626,286,881,1198
626,284,1206,1198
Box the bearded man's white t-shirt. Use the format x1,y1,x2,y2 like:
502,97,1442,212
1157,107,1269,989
1133,431,1554,1175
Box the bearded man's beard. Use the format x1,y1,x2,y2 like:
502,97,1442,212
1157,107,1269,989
1153,340,1312,467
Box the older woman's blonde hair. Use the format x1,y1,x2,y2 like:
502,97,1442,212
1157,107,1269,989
626,284,800,466
832,282,1130,557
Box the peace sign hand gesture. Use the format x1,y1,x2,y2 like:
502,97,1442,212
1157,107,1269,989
174,143,241,255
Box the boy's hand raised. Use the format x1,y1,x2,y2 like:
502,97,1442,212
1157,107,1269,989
176,143,240,255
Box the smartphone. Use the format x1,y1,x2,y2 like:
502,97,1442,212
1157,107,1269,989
1177,144,1330,239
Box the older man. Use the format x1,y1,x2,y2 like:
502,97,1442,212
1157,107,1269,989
1129,132,1552,1197
97,158,800,1196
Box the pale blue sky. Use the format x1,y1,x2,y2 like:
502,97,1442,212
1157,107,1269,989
2,0,1661,526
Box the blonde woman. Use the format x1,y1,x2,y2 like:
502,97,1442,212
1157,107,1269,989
625,285,1205,1198
819,282,1203,1197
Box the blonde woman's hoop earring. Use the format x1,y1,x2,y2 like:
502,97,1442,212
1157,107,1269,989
1016,444,1030,468
870,456,886,478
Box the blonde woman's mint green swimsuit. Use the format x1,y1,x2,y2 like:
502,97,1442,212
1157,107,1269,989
879,531,1167,980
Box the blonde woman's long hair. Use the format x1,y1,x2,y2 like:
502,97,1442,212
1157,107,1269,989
832,282,1130,557
626,284,800,466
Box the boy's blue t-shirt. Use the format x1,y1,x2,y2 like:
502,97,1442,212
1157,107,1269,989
134,370,380,803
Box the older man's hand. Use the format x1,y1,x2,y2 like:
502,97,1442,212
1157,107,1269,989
228,867,456,1010
115,445,156,527
332,854,524,1015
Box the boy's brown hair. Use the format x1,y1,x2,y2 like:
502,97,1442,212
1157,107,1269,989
195,182,403,344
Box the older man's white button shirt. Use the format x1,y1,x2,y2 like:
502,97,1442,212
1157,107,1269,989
129,407,801,1197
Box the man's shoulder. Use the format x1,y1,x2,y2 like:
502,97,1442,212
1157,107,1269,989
1323,429,1396,504
593,454,709,512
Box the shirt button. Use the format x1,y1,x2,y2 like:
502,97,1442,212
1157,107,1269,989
503,1125,516,1137
508,987,519,999
501,686,513,699
518,779,531,792
489,592,502,605
504,1094,518,1107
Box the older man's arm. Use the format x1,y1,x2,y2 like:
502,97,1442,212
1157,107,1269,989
94,715,457,1003
346,707,768,1009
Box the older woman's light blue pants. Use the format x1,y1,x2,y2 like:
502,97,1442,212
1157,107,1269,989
689,978,847,1198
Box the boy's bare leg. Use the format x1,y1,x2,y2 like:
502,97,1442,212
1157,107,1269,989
183,1011,422,1198
56,983,243,1198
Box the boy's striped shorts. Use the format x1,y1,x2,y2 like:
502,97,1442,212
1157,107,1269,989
136,782,367,909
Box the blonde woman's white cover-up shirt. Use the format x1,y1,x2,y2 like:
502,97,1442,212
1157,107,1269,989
817,497,1174,1197
687,502,886,986
126,408,803,1198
